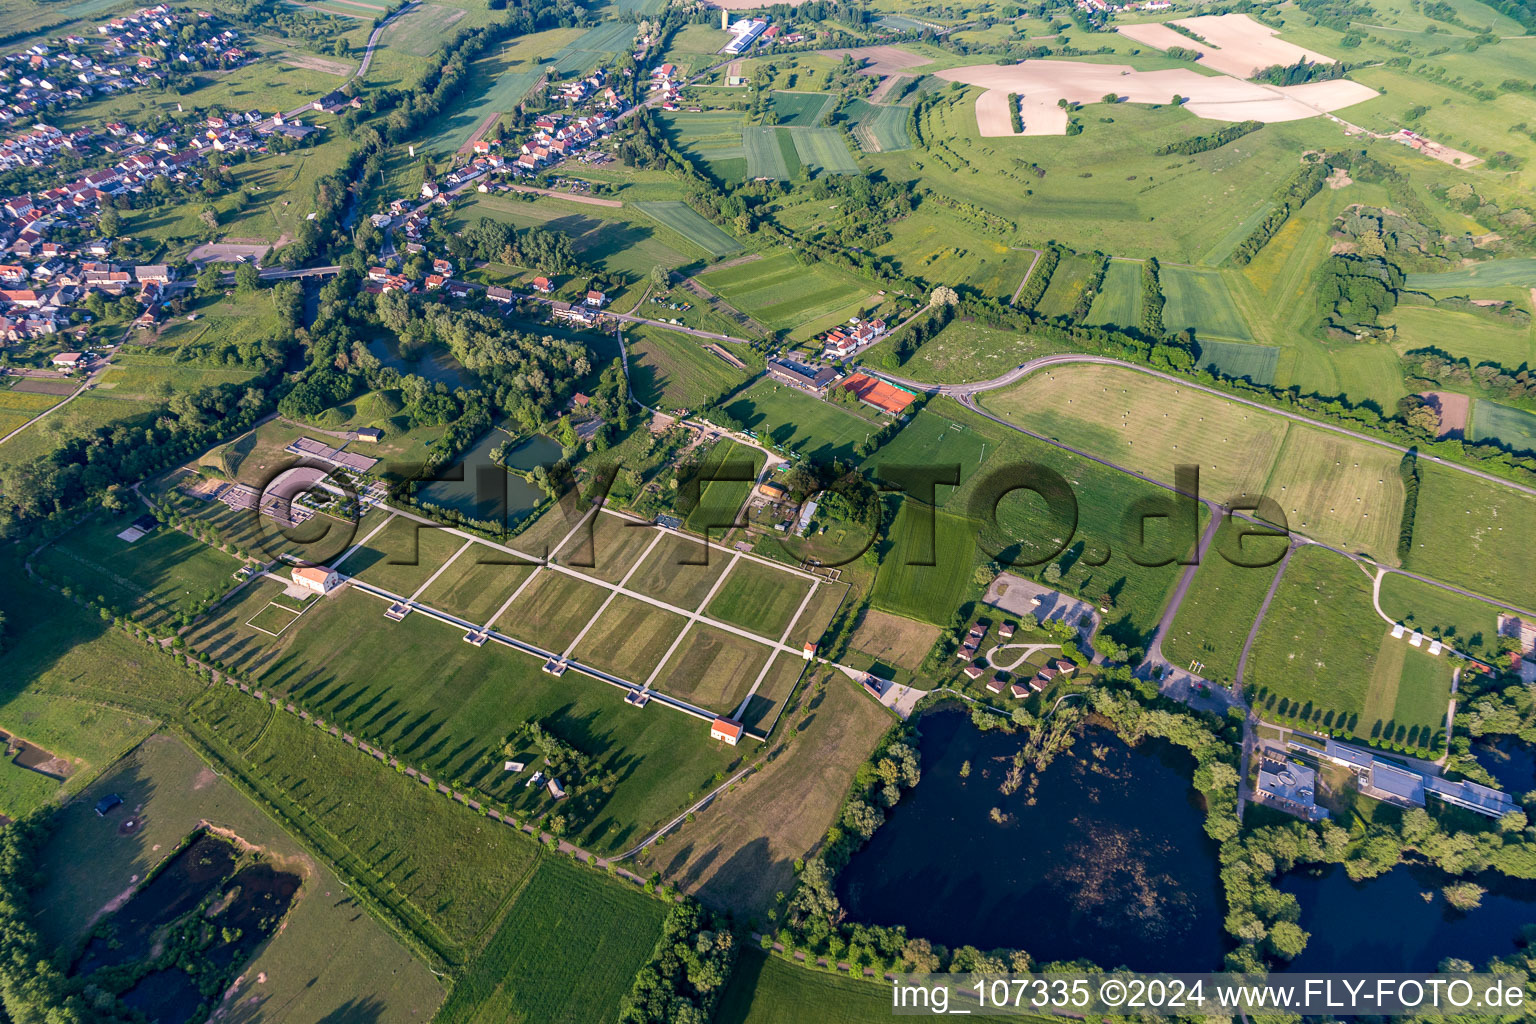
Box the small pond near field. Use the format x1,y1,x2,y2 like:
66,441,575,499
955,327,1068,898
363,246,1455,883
835,711,1227,970
366,335,477,389
1474,735,1536,796
1280,863,1536,971
415,430,562,524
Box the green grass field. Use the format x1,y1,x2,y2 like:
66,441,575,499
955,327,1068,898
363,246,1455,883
1160,265,1254,342
1404,258,1536,292
696,249,869,331
979,363,1404,559
186,584,741,857
452,196,696,284
1405,464,1536,610
435,856,666,1024
32,732,446,1019
627,325,754,411
770,91,834,126
862,410,991,507
869,500,978,625
744,125,798,180
1246,546,1449,751
1387,305,1536,370
1196,340,1280,386
1033,252,1096,319
707,558,816,639
789,126,860,175
1083,259,1142,330
33,511,243,629
684,440,763,536
626,532,732,609
725,378,881,462
1470,399,1536,457
653,623,769,712
633,201,743,258
1162,533,1285,686
1377,572,1507,652
573,595,689,679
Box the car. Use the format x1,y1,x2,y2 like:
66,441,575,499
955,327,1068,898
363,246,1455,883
95,793,123,816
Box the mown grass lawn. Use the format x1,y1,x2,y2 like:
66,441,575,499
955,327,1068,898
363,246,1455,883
869,499,978,625
707,558,816,639
724,378,881,463
1162,536,1285,686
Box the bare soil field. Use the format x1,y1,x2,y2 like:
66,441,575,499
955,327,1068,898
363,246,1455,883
868,73,910,103
1119,13,1334,79
8,378,75,395
188,242,271,266
815,45,931,76
937,60,1377,137
848,608,941,670
1420,391,1470,438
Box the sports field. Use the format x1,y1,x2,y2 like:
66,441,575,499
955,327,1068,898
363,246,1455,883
870,501,979,625
626,324,753,411
1245,546,1449,751
1160,265,1254,342
724,378,881,462
1083,259,1141,330
862,409,992,506
789,126,860,175
695,249,869,330
1162,535,1285,686
846,99,912,152
1469,399,1536,456
980,363,1405,560
1196,340,1280,386
633,201,743,258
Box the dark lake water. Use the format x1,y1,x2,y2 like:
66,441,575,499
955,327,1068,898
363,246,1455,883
1474,735,1536,796
416,430,561,523
1281,863,1536,971
836,711,1227,970
366,336,477,389
119,968,203,1024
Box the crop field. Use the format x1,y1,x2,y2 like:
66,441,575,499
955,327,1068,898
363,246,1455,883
1032,253,1097,319
187,585,741,856
381,2,481,57
708,558,816,638
846,98,912,151
724,378,881,462
633,200,743,258
628,327,754,410
695,249,868,330
980,364,1405,559
1387,306,1535,369
661,110,748,180
653,623,770,712
1162,537,1284,685
635,669,891,915
1406,465,1536,611
1469,399,1536,457
1246,546,1448,750
1377,572,1506,651
960,245,1038,302
0,387,63,436
1404,258,1536,292
33,732,446,1020
1196,340,1280,386
771,91,835,126
870,500,978,625
435,857,666,1024
1160,265,1254,342
33,511,242,629
790,126,860,175
1083,259,1142,330
744,125,800,180
547,19,636,74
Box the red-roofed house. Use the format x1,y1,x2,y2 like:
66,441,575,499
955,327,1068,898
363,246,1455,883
710,717,743,745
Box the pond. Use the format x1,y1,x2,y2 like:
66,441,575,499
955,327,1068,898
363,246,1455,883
416,429,562,525
836,711,1227,970
1474,735,1536,796
366,335,477,389
1281,862,1536,971
76,832,237,974
119,968,204,1024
